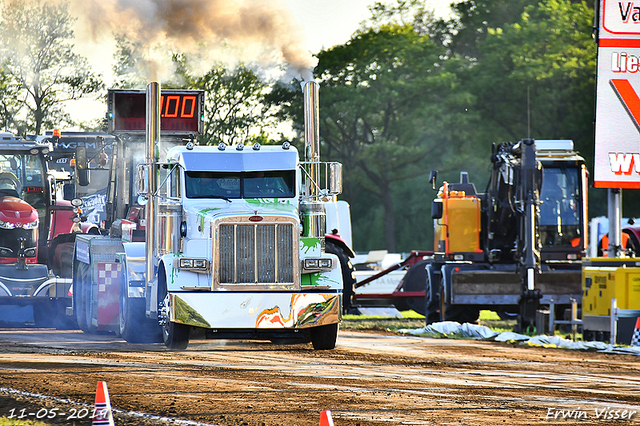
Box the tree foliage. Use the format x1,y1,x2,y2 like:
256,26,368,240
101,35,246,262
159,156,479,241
174,58,281,146
0,0,103,135
301,0,598,252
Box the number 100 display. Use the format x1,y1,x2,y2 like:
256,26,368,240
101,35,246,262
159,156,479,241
109,90,204,135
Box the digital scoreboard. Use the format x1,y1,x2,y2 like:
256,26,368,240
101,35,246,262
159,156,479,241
107,89,204,135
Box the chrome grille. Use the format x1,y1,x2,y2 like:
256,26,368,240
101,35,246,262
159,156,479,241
218,222,295,285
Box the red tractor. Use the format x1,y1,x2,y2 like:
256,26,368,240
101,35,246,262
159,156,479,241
0,132,80,327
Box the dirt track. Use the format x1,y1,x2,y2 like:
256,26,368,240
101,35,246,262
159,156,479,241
0,327,639,426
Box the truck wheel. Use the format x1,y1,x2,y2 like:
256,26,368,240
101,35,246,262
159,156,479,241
424,264,441,324
119,285,162,344
402,260,429,316
325,241,356,314
439,276,479,324
158,270,190,350
310,323,338,350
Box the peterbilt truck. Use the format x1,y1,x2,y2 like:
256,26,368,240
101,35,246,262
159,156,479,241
0,132,78,327
422,139,588,331
71,81,345,349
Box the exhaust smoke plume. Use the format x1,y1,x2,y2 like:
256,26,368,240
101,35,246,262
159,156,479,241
70,0,316,82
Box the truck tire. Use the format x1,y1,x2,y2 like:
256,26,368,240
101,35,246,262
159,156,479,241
158,269,190,350
310,323,338,350
424,264,441,324
73,261,92,332
439,276,479,324
325,241,356,314
401,260,429,316
119,284,162,344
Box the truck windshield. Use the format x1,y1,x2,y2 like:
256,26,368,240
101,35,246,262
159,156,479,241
539,166,582,248
184,170,295,199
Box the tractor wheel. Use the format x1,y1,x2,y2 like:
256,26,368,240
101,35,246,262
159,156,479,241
310,323,339,350
158,269,190,350
325,241,356,314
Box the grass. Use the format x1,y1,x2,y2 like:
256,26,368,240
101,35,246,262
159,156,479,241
341,310,425,332
342,309,520,334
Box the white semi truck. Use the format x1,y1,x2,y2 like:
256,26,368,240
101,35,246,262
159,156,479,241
71,81,346,349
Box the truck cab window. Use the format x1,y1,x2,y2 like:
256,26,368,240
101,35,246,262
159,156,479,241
539,167,582,247
185,170,295,199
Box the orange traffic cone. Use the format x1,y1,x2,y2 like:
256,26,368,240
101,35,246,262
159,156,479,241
92,381,115,426
320,410,335,426
631,317,640,347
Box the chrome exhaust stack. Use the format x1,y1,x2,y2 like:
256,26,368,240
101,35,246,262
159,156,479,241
300,80,326,241
145,82,161,287
303,80,320,199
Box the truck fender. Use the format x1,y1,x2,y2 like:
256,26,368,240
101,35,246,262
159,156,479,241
324,233,356,258
121,242,146,299
158,254,206,292
80,222,100,234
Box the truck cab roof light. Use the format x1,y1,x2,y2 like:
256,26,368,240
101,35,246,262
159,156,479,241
252,142,261,151
236,143,244,151
218,143,226,151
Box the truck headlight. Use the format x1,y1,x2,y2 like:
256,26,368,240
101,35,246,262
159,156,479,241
177,258,210,271
303,258,333,272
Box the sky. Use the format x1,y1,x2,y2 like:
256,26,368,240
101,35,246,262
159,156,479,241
283,0,454,53
69,0,455,126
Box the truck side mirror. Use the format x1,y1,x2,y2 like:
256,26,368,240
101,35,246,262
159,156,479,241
63,183,75,200
76,146,89,186
429,170,438,190
329,163,343,195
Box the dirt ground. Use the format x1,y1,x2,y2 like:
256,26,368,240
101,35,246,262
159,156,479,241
0,327,639,426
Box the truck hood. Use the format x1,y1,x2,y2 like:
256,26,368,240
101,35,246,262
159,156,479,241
185,198,298,237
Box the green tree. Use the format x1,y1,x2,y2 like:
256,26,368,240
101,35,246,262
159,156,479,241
314,23,478,251
174,56,281,147
0,67,22,132
450,1,602,213
111,36,149,90
0,0,103,135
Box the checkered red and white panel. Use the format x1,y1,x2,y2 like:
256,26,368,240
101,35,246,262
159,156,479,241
97,263,122,286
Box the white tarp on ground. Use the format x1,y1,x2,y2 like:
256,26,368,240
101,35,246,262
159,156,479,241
398,322,640,355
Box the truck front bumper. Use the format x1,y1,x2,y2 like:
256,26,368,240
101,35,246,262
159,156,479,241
168,291,341,329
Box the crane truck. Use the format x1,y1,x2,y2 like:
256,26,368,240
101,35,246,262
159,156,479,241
70,81,346,350
421,139,588,331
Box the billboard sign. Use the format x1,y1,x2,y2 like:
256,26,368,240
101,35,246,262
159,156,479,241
595,0,640,188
